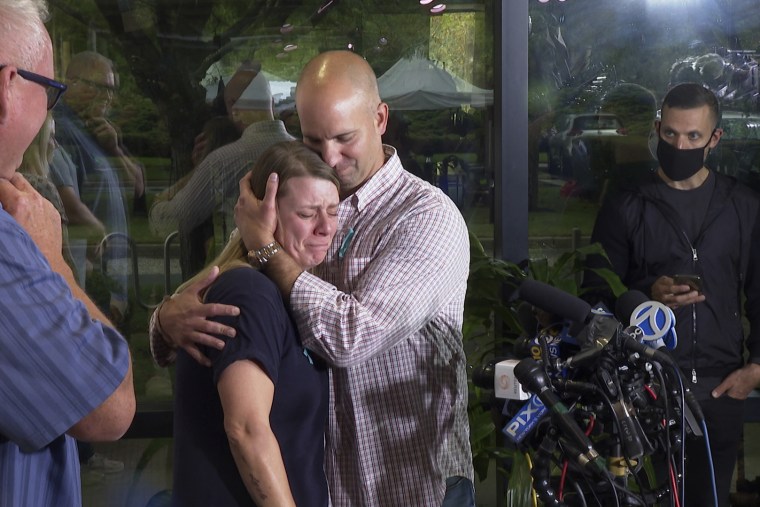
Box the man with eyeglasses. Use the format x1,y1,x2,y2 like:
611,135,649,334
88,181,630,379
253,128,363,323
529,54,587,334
0,65,66,110
0,1,135,505
52,50,144,325
59,51,145,205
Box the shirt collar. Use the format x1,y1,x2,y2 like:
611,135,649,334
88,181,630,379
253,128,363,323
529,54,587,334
347,145,401,212
240,119,287,138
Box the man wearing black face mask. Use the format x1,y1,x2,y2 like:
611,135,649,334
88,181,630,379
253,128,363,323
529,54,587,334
586,82,760,507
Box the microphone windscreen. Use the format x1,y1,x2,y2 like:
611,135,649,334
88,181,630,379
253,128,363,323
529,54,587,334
519,279,592,324
614,290,649,325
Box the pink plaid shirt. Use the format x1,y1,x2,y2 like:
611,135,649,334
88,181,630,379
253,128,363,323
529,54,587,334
292,148,473,506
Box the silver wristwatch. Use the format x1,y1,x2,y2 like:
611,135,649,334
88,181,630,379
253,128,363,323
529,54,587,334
247,241,282,269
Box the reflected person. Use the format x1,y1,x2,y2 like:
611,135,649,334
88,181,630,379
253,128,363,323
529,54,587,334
54,50,141,322
149,69,293,276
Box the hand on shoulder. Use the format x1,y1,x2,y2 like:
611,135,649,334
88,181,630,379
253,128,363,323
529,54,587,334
158,266,241,367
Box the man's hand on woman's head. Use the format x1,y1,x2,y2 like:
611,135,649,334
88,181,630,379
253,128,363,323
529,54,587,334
235,171,279,251
159,266,240,367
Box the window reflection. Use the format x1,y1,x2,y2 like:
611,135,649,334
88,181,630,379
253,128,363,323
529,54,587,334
528,0,760,261
42,5,493,500
29,0,760,501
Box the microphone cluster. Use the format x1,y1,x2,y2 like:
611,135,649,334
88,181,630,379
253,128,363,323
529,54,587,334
472,279,701,506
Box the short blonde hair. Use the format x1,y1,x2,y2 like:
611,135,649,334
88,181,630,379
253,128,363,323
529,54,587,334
19,112,54,178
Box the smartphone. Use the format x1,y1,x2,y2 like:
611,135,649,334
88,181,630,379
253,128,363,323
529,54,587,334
672,274,703,293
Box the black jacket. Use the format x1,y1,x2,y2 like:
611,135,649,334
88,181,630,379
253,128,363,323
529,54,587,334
588,172,760,382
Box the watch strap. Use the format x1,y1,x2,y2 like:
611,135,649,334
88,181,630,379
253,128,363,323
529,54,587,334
247,240,282,269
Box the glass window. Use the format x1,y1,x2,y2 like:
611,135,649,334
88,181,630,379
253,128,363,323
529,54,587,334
528,0,760,262
42,0,494,501
24,0,760,502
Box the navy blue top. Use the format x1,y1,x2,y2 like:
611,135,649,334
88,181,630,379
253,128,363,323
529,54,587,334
172,267,329,507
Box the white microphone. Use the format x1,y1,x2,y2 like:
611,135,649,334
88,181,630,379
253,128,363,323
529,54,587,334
615,290,677,350
629,300,677,350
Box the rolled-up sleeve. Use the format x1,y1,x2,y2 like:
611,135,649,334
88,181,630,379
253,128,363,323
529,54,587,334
0,213,130,452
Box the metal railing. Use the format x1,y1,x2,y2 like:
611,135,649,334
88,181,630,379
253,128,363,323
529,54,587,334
98,230,180,310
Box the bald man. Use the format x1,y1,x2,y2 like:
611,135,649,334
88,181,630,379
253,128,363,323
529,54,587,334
0,1,134,504
151,51,475,506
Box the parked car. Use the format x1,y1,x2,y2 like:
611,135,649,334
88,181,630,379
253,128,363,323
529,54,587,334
545,112,627,177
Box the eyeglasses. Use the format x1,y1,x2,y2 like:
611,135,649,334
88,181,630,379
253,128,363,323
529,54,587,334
72,77,116,98
0,65,67,110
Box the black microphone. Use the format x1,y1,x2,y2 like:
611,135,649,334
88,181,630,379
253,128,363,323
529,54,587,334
519,279,592,324
514,358,607,476
563,312,620,369
620,326,675,365
621,329,707,429
471,357,511,390
610,395,646,459
517,301,538,334
519,280,620,368
614,290,650,324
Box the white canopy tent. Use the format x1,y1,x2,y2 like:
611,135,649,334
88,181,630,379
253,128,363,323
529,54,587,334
202,70,295,106
377,57,493,110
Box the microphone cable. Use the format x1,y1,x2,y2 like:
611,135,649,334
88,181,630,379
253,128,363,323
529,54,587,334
672,366,689,507
699,417,719,507
649,361,679,507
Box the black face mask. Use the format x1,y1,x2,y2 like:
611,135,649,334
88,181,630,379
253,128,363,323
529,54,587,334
656,130,714,181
